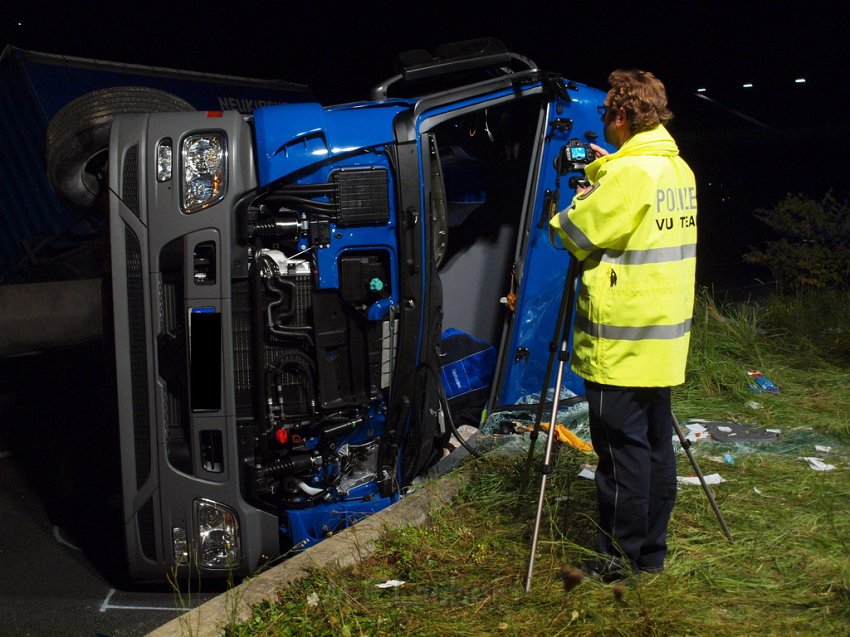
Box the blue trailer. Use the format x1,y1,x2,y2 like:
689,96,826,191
0,45,312,283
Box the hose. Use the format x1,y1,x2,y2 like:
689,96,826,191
270,355,317,416
264,274,315,349
265,275,297,320
267,195,336,211
427,364,483,459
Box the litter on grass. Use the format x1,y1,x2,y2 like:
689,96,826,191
539,422,594,453
706,455,734,464
679,423,844,460
678,473,726,485
681,421,709,442
747,369,780,394
376,580,407,589
705,421,780,443
799,457,836,471
578,464,596,480
680,420,779,444
481,387,589,438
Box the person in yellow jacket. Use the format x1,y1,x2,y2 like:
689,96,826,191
550,69,697,580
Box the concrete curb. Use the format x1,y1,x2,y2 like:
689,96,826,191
145,468,472,637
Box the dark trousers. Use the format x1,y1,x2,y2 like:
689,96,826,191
585,382,677,571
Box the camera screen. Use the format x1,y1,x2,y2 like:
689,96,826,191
570,146,587,160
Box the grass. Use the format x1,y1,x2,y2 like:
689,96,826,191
226,288,850,636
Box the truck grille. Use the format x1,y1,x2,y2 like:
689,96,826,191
122,144,140,218
137,498,157,561
232,310,253,416
126,226,151,489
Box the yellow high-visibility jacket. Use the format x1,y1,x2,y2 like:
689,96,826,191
550,125,696,387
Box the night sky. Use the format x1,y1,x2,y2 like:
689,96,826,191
3,2,843,108
3,0,848,290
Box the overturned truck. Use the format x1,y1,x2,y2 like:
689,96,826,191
94,39,601,579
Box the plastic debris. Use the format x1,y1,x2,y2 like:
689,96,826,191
376,580,407,589
681,421,709,442
578,464,596,480
678,473,726,485
747,369,780,394
707,454,735,464
745,400,764,410
815,445,832,454
481,387,589,436
799,457,836,471
539,422,594,453
707,421,779,443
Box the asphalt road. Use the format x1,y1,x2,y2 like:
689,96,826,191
0,342,219,637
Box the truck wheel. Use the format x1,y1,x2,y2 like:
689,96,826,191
46,87,193,209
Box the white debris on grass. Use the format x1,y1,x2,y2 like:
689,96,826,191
799,457,836,471
705,453,735,464
679,421,709,443
578,464,596,480
678,473,726,485
376,580,407,589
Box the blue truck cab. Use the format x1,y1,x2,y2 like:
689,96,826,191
106,38,606,579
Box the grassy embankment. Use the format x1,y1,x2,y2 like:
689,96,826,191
228,289,850,636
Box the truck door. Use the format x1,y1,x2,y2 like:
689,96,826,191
491,80,609,410
412,78,608,419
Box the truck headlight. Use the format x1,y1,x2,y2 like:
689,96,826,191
182,133,226,213
172,526,188,563
157,139,173,182
194,498,241,569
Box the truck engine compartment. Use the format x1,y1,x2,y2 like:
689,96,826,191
233,167,403,550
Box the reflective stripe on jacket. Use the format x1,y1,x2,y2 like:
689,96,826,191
550,125,696,387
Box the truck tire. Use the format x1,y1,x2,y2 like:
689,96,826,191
46,87,193,209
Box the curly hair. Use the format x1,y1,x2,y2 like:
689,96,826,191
607,69,673,134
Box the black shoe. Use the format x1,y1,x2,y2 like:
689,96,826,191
581,558,631,583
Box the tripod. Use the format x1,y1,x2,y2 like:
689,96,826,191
672,413,734,542
521,256,579,592
521,257,733,592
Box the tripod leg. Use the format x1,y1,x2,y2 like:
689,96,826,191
672,414,734,542
524,342,570,592
518,258,580,499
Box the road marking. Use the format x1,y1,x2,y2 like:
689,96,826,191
99,589,116,612
99,588,192,613
52,526,82,551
